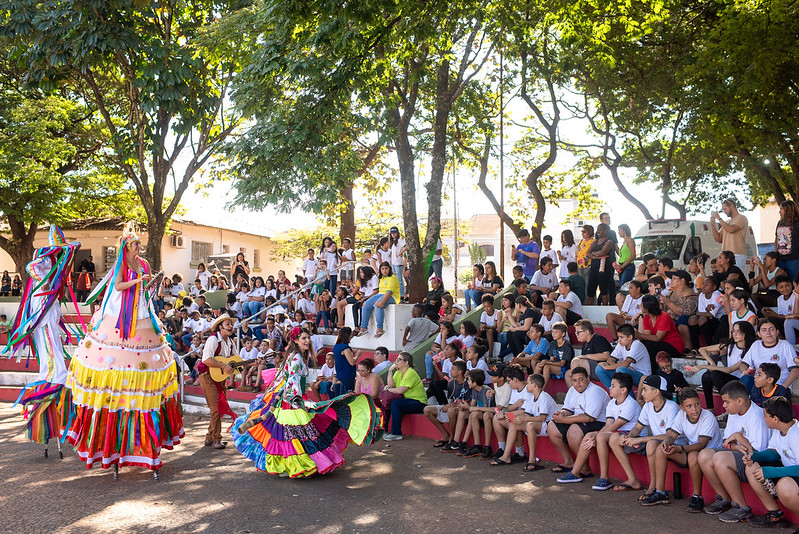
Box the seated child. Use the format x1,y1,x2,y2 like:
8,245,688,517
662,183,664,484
479,294,499,357
510,324,549,370
237,337,261,391
742,396,799,528
609,375,682,493
464,342,491,377
403,304,439,351
466,363,511,460
538,300,564,339
637,351,689,402
547,367,609,473
558,372,641,489
451,369,493,457
492,373,557,471
640,388,722,507
697,380,769,521
310,353,338,400
750,362,792,407
489,364,531,463
424,360,468,450
596,323,651,390
427,340,464,405
250,345,276,391
534,322,574,389
183,334,203,384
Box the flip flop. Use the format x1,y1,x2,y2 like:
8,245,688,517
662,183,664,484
523,463,544,472
612,484,640,492
433,440,449,448
551,464,571,473
489,458,510,466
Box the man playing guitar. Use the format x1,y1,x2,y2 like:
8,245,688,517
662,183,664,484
198,314,237,449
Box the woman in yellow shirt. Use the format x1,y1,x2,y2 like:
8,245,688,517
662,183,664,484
575,225,595,288
382,352,427,440
358,262,399,337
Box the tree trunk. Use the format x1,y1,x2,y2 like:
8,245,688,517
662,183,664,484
339,183,356,245
0,216,38,284
145,217,167,272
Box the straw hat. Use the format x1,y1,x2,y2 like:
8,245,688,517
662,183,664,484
210,313,234,333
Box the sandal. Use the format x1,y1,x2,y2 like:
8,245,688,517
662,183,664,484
612,483,640,492
551,464,571,473
375,329,385,338
433,439,449,448
489,458,510,466
523,463,543,472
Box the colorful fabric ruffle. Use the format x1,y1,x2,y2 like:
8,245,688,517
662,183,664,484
232,390,383,478
15,381,63,445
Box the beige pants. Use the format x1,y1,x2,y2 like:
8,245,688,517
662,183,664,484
199,373,223,442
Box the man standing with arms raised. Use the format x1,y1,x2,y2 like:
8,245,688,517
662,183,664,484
711,199,749,271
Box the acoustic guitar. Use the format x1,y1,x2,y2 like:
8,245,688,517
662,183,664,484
207,355,248,382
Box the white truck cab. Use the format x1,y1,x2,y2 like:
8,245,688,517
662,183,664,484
633,219,758,271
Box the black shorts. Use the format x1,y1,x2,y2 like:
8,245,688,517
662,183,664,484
710,448,747,481
563,309,581,326
552,420,604,438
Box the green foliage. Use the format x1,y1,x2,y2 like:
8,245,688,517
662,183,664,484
468,242,487,266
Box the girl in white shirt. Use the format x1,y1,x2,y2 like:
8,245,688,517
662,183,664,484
558,230,577,280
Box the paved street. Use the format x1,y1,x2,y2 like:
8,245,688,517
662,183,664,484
0,406,780,534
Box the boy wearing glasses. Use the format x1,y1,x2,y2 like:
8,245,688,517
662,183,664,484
567,319,611,386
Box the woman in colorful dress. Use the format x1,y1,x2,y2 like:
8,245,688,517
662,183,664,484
61,224,184,478
5,226,80,455
232,327,383,478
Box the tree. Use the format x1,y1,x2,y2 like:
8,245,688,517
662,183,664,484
4,0,244,269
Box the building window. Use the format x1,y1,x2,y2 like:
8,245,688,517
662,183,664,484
103,246,116,273
222,244,230,253
191,241,214,264
480,244,495,257
253,249,261,271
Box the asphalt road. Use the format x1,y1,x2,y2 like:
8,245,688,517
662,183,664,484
0,406,787,534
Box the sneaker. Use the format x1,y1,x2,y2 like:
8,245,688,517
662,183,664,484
492,447,505,460
640,491,671,506
557,472,583,484
480,446,494,460
441,441,460,452
455,442,468,456
592,478,613,491
686,494,704,513
464,445,483,458
704,497,732,515
383,433,403,441
747,510,786,528
718,504,752,523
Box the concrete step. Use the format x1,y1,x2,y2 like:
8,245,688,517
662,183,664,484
0,371,38,386
182,394,251,417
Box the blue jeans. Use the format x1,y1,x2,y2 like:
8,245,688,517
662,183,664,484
619,263,635,286
740,374,754,393
316,310,330,329
360,294,396,330
425,353,435,379
498,331,512,359
244,301,264,319
333,375,356,396
596,365,644,390
393,264,405,298
464,288,484,309
429,258,443,280
387,398,426,435
779,258,799,283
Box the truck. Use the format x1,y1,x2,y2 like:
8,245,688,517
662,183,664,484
633,219,759,271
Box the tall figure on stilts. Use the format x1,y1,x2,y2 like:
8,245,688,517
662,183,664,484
60,223,184,480
4,225,82,459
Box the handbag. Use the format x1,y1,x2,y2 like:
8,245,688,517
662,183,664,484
378,388,403,412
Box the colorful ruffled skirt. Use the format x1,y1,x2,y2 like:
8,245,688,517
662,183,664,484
232,387,383,478
60,316,184,470
16,381,63,445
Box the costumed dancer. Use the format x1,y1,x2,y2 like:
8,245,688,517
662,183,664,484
60,224,183,479
196,313,240,449
4,226,81,458
232,327,383,478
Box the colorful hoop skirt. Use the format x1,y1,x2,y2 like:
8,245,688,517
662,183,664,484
60,315,184,470
232,385,383,478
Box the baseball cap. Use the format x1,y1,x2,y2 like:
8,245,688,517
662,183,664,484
390,226,399,233
487,363,508,377
643,374,671,395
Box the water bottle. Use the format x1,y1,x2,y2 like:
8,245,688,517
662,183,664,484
672,472,683,500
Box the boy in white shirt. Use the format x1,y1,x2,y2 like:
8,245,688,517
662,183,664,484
302,248,318,281
310,352,338,400
490,364,532,463
555,279,583,325
742,396,799,528
547,367,609,473
529,257,559,308
698,380,770,521
558,372,641,489
609,375,682,492
467,363,511,460
697,275,725,346
540,235,559,270
595,324,652,389
237,337,261,391
479,294,499,356
763,275,798,343
491,373,557,471
538,300,564,339
607,280,644,340
641,388,722,507
738,318,799,390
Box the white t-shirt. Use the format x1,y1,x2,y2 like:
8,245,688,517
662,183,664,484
725,344,745,378
361,276,379,296
297,297,316,316
170,283,184,296
530,269,559,291
240,346,260,361
557,291,583,316
340,249,355,271
390,238,406,265
639,399,681,438
302,259,318,279
458,334,475,349
320,362,336,378
324,250,339,271
724,402,769,452
611,340,652,375
777,293,797,317
606,395,642,433
249,286,266,300
509,386,533,409
540,248,558,267
522,391,558,422
480,309,499,328
190,285,203,297
563,382,609,421
441,357,460,378
236,290,249,304
197,270,211,288
558,245,576,279
699,290,725,319
311,334,324,355
621,295,643,317
767,421,799,467
668,408,723,448
539,312,564,332
434,333,458,346
376,248,392,264
494,382,512,408
742,340,798,385
466,358,490,377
